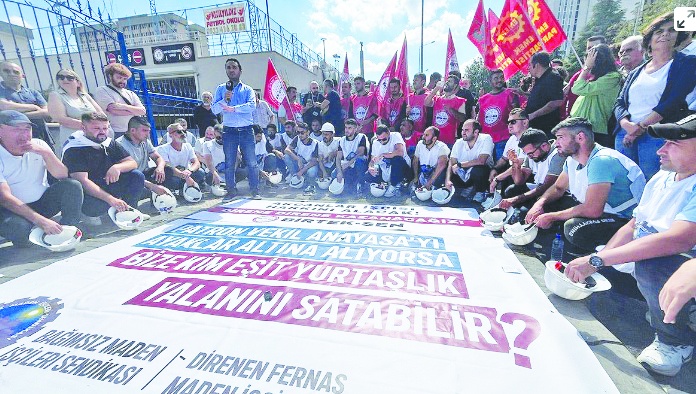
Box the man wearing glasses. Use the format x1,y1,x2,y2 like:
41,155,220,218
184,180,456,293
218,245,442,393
487,108,530,194
498,128,566,211
116,116,171,198
617,36,645,77
364,125,411,198
156,123,206,195
0,61,52,148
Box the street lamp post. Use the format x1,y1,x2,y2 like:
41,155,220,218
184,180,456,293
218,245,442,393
333,53,340,71
321,38,327,64
360,41,364,77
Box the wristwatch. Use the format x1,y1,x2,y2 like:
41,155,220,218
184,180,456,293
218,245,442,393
589,253,604,270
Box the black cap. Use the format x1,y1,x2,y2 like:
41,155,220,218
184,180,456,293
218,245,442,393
648,114,696,141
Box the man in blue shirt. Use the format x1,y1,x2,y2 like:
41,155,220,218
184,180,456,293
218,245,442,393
211,58,260,200
526,117,646,252
321,79,344,137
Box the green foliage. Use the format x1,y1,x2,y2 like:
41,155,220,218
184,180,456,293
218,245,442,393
464,56,524,95
615,0,693,42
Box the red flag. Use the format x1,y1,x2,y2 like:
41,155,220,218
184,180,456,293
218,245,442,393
263,58,288,111
376,52,397,106
468,0,495,69
493,0,543,71
522,0,566,52
395,36,410,102
444,30,459,77
488,9,520,79
340,53,350,87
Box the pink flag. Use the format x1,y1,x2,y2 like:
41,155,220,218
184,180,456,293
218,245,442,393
444,29,459,77
521,0,567,52
488,9,519,79
340,53,350,87
263,58,288,111
395,36,410,103
468,0,496,69
493,0,541,71
376,52,397,106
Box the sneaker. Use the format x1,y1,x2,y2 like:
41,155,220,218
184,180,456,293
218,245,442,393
384,185,398,198
473,192,487,203
141,213,151,221
222,189,238,202
636,337,693,376
303,185,316,195
250,191,262,200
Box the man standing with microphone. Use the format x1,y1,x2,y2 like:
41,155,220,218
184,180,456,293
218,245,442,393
212,58,260,200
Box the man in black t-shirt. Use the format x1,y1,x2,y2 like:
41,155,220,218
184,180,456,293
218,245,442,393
301,81,325,127
523,52,564,136
62,112,144,218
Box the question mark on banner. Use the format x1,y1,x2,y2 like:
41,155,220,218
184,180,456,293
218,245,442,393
499,312,541,369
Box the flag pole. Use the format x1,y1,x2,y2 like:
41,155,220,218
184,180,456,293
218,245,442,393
570,44,584,67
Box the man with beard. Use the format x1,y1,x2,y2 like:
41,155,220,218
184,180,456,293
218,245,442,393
62,112,143,219
446,119,494,197
116,116,170,198
340,81,353,124
411,126,450,191
265,123,287,177
424,74,467,146
192,91,219,137
487,109,529,197
284,122,319,193
320,79,344,137
316,122,340,181
0,110,82,246
449,70,476,121
523,52,564,136
363,124,411,198
565,115,696,377
94,63,146,139
478,69,520,159
302,81,324,128
351,76,378,138
408,73,429,133
202,125,226,186
156,123,206,194
380,78,408,133
526,117,646,253
617,36,645,77
498,128,566,210
400,118,422,159
278,86,304,131
335,118,368,196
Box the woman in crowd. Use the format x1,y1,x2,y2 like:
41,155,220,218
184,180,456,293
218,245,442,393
614,12,696,180
47,69,105,156
570,44,622,148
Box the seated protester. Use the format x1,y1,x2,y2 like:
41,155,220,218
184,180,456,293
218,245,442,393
115,116,171,198
445,119,495,197
487,108,529,197
162,117,199,150
498,128,566,210
400,118,423,159
412,126,450,191
660,258,696,330
265,123,286,176
252,125,278,185
526,117,646,253
317,122,340,180
309,119,323,142
565,116,696,376
202,126,226,186
363,124,411,197
283,122,319,193
335,118,369,195
62,112,144,218
156,123,206,194
195,125,215,167
0,110,83,246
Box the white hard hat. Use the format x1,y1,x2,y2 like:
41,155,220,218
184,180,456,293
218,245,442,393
481,191,503,210
152,188,177,214
329,178,344,195
108,207,144,230
479,207,510,232
431,187,455,205
289,175,305,189
501,222,539,246
543,261,611,300
211,184,226,197
268,171,283,185
28,226,82,252
317,177,332,190
415,187,432,201
182,184,203,202
320,122,335,133
370,182,387,197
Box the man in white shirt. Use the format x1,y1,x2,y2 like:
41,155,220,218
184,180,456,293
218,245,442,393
412,126,450,191
488,108,529,196
363,124,411,197
0,110,83,247
335,119,369,195
202,126,226,186
317,123,340,180
93,63,146,139
284,122,319,192
156,123,206,194
446,119,494,197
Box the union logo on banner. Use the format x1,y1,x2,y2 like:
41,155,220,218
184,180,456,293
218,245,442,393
494,0,543,70
268,76,286,107
355,105,368,121
0,297,63,349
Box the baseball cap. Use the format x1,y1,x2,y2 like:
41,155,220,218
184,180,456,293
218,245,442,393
320,122,335,133
0,110,33,126
648,114,696,141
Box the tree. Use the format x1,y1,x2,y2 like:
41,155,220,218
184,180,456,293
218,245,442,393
615,0,693,42
563,0,626,74
463,57,523,96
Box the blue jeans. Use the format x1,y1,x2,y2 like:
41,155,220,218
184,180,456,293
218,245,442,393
635,254,696,346
361,156,409,186
83,170,145,217
222,126,259,193
614,127,663,181
164,169,206,191
335,157,368,194
494,140,508,162
284,155,318,179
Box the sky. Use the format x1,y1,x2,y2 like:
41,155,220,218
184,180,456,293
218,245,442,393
77,0,509,81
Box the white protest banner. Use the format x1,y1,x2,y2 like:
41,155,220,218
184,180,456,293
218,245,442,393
0,200,619,393
204,3,247,35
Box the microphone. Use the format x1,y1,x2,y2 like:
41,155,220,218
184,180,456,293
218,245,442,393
225,81,235,105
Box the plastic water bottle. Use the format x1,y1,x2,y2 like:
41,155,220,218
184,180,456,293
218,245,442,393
551,234,564,262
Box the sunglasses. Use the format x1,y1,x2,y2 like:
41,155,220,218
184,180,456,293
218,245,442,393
57,74,76,81
507,119,525,125
376,135,389,143
1,68,21,75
